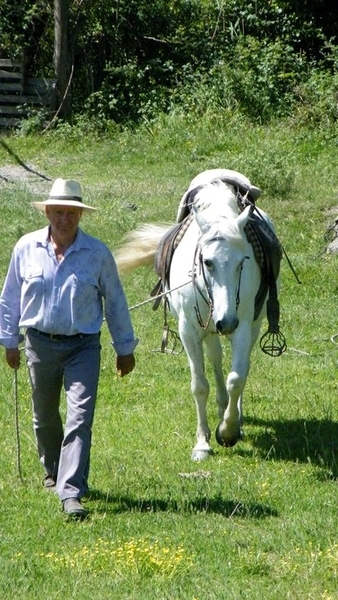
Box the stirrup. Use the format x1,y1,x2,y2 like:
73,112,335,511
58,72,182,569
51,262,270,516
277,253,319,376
259,329,287,357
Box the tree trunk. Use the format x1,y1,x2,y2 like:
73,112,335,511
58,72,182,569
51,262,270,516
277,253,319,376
54,0,71,119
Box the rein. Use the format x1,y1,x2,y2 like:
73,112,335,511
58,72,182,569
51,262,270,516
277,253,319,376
191,244,214,330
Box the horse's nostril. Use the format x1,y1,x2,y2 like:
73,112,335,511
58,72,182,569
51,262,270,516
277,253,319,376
216,317,239,334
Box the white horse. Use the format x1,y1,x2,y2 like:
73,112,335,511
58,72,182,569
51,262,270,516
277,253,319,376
116,171,281,460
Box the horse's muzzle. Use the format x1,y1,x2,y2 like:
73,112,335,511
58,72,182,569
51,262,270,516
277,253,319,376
215,316,239,335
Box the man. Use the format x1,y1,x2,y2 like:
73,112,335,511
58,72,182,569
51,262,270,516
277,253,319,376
0,178,138,520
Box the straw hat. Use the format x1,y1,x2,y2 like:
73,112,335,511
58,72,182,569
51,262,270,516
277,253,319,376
32,178,97,212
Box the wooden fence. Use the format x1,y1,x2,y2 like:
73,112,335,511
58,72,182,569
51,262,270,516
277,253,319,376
0,59,56,128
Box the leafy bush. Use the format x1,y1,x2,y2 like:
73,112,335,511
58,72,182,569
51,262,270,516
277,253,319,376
291,69,338,132
1,0,338,127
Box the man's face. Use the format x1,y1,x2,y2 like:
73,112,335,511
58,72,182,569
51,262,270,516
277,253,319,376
46,205,82,239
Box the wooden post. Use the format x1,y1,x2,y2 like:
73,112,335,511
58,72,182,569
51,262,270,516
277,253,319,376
54,0,71,119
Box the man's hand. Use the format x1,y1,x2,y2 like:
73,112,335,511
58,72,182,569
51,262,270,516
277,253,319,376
6,348,21,370
116,353,135,377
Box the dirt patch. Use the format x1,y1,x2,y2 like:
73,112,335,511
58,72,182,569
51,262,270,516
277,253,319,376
0,164,51,197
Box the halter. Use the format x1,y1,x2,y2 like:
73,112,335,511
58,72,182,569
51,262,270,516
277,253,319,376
191,243,213,330
191,237,249,331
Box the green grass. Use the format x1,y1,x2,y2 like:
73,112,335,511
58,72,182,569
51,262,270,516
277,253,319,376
1,113,338,599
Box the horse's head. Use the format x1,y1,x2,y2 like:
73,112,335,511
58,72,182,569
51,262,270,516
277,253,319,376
192,201,254,335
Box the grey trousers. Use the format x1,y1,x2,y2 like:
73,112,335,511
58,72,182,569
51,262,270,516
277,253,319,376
25,328,101,501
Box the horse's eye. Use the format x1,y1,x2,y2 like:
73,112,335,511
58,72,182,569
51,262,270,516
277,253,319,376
204,259,213,269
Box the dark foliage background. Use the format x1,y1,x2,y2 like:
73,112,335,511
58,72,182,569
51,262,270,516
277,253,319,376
1,0,338,126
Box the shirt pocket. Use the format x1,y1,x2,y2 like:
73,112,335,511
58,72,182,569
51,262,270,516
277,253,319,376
71,274,100,316
23,267,43,279
22,267,44,295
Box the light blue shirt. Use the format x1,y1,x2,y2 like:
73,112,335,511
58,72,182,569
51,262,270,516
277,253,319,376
0,226,138,355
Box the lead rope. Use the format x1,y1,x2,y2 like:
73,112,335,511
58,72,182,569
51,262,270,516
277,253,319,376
128,280,192,311
14,368,24,483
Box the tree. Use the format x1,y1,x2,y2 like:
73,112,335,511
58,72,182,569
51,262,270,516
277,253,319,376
54,0,71,119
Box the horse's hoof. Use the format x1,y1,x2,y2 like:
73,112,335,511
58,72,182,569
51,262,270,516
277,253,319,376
191,448,214,461
215,424,241,448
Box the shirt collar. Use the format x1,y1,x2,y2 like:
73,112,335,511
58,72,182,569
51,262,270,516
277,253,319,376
33,226,91,251
71,228,92,251
32,226,51,247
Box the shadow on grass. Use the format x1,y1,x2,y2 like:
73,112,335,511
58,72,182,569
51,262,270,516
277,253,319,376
87,489,278,519
245,416,338,478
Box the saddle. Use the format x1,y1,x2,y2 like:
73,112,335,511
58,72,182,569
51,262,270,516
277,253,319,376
150,214,193,309
244,209,282,320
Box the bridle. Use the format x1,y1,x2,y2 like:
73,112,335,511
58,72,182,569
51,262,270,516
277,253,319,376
191,242,213,329
191,237,249,330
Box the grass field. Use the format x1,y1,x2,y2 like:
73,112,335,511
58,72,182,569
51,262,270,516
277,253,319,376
1,113,338,599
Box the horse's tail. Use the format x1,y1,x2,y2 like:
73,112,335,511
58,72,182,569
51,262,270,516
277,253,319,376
114,223,171,274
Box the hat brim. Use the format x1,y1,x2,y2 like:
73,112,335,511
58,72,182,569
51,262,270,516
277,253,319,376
32,200,97,212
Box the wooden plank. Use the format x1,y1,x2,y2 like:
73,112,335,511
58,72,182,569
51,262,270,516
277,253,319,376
0,93,48,104
0,94,23,104
0,117,21,127
0,59,21,68
0,62,55,126
0,106,28,116
0,69,23,80
0,82,23,93
0,99,54,116
0,99,53,113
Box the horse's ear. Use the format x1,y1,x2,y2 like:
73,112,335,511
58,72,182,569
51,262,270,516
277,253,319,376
236,205,252,232
192,204,210,234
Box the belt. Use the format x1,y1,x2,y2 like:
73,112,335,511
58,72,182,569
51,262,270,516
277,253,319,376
29,328,91,341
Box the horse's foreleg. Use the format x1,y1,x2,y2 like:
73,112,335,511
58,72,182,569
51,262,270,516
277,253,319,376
204,334,228,418
180,328,213,461
215,370,246,447
215,323,256,448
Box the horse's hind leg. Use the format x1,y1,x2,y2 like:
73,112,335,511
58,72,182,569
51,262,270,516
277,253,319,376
180,329,213,461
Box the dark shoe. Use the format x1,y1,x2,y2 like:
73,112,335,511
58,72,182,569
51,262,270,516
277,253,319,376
62,498,89,520
43,475,56,489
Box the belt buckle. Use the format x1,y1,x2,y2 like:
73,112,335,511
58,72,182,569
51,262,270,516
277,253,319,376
50,333,58,340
